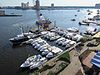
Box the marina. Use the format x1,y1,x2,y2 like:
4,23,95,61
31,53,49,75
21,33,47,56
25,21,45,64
0,5,100,75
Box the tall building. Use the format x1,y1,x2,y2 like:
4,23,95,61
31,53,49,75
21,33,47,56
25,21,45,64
95,3,100,8
51,3,54,7
35,0,40,10
51,3,54,9
21,2,29,9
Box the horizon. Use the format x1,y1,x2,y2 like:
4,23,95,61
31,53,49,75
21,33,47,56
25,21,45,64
0,0,100,6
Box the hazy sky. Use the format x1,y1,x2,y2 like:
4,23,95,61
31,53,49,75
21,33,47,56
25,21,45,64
0,0,100,6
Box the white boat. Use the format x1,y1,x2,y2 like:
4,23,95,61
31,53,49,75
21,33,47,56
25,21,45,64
50,46,63,54
69,41,76,45
29,57,47,70
20,55,35,68
55,37,65,44
24,39,34,44
65,44,71,49
66,32,76,39
9,32,33,44
20,54,42,68
46,52,54,59
93,15,100,20
72,34,83,41
61,39,71,46
42,49,50,55
85,26,97,35
67,27,79,32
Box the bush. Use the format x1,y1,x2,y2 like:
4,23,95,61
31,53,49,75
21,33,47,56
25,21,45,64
58,52,70,63
40,64,55,72
47,71,56,75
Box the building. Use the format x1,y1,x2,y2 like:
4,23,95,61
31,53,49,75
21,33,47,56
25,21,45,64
51,3,54,7
95,3,100,8
51,3,54,9
21,2,29,9
34,0,40,10
0,10,5,15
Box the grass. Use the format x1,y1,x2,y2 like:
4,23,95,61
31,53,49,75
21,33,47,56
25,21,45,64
58,52,70,63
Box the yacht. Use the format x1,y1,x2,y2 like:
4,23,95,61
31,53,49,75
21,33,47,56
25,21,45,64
20,54,42,68
29,57,47,70
46,52,54,59
9,32,33,44
67,27,79,33
42,49,50,55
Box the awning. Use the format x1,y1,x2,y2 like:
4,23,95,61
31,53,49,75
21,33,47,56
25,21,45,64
91,51,100,68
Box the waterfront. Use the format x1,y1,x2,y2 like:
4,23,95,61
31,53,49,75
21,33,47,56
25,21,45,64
0,9,100,75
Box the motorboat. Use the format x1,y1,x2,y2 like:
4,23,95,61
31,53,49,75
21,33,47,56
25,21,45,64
67,27,79,33
84,27,97,35
71,19,76,21
23,39,34,44
66,32,77,39
20,55,35,68
58,39,66,46
65,44,71,49
93,14,100,20
78,22,89,26
49,35,61,41
50,46,63,54
69,41,76,45
61,39,71,47
9,32,33,44
72,34,83,42
20,54,42,68
46,52,54,59
55,37,65,44
42,49,50,55
29,57,47,70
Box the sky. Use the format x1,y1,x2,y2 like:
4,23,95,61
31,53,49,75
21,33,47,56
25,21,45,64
0,0,100,6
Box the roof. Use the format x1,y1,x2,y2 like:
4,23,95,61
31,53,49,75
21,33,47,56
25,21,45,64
93,32,100,38
91,51,100,68
82,52,96,68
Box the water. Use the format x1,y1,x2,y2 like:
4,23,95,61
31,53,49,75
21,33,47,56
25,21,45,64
0,9,100,75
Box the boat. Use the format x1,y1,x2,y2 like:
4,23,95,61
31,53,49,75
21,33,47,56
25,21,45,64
84,27,97,35
50,46,63,54
93,15,100,20
72,34,83,42
42,49,50,55
20,54,42,68
61,39,71,47
71,19,76,21
29,57,47,70
20,55,35,68
67,27,79,33
9,32,33,44
78,22,89,26
46,52,54,59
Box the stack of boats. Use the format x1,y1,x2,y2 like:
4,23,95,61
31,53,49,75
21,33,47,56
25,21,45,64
9,32,36,45
20,54,47,70
20,38,63,69
9,26,83,70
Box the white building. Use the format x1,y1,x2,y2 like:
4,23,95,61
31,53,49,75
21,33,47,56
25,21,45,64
21,2,29,9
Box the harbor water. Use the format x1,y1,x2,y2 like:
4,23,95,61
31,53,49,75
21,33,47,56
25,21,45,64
0,9,100,75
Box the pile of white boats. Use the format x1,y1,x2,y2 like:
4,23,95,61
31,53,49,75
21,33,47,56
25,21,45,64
20,38,63,69
20,54,47,70
9,32,35,44
9,27,83,70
